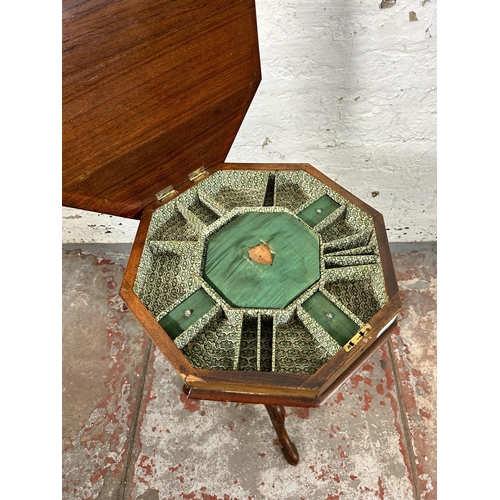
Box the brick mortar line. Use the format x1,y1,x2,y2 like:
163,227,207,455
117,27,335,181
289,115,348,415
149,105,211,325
388,340,421,500
119,337,154,500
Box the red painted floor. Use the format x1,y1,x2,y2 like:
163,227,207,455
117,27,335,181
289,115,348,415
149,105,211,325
62,243,436,500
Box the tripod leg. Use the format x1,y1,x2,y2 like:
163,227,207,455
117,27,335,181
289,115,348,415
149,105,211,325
265,404,299,465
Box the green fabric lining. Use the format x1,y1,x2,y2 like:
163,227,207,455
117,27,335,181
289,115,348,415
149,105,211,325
203,212,320,309
159,288,216,340
297,194,341,227
132,169,389,374
302,291,359,347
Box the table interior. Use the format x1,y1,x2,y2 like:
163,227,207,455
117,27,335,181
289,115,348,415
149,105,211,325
133,170,388,374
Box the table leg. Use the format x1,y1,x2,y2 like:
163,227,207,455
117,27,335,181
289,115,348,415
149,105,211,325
265,404,300,466
182,386,299,465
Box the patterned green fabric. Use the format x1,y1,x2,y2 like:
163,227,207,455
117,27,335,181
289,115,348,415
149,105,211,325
132,169,389,374
274,314,332,373
297,194,341,227
323,264,388,324
181,309,242,370
302,291,360,347
204,212,320,308
158,288,216,340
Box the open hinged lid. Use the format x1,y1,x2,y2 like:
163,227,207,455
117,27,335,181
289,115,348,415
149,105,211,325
62,0,261,219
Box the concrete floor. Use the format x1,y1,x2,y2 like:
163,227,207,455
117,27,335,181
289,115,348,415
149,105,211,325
62,242,436,500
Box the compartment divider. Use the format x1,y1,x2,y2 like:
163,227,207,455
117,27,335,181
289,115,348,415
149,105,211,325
326,244,377,256
262,173,276,207
176,198,211,233
313,205,345,232
181,308,243,371
157,287,218,347
134,247,201,316
272,316,277,372
197,188,228,217
174,186,221,225
323,264,389,324
322,230,373,254
188,194,221,225
274,172,312,211
324,254,380,269
256,314,261,370
148,240,201,256
297,284,366,353
260,314,274,372
232,313,245,370
323,264,382,285
237,314,259,371
147,206,200,242
273,311,333,374
195,170,271,210
320,287,364,326
296,306,342,357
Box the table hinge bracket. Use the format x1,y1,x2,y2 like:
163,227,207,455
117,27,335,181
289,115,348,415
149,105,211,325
343,323,373,352
188,166,207,182
156,185,177,202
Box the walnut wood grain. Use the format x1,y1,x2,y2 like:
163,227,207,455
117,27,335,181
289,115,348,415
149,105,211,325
182,387,319,408
66,1,403,469
374,218,400,299
313,320,399,405
63,0,261,218
120,282,197,379
181,320,398,407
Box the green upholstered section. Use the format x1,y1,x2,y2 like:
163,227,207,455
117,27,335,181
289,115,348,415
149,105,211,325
302,291,360,347
297,194,341,227
158,288,216,340
133,169,389,374
203,212,320,308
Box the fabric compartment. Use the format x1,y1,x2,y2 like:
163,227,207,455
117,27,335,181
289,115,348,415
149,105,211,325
273,313,333,374
177,189,221,225
301,290,362,348
196,170,270,211
182,308,243,371
323,264,388,324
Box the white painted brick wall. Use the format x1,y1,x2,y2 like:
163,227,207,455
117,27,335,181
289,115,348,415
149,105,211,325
62,0,437,244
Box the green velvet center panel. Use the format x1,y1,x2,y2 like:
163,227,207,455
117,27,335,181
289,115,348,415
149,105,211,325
203,212,320,308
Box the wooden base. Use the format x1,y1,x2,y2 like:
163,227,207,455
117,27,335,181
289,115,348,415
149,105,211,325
265,404,300,466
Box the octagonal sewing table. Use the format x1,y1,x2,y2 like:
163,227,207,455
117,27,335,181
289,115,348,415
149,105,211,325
63,0,401,465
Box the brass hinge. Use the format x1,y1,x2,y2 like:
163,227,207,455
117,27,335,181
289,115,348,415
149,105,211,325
343,323,373,352
155,185,177,203
188,166,207,182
